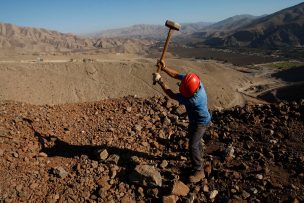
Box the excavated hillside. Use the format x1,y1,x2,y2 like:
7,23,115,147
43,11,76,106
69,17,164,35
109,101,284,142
0,96,303,203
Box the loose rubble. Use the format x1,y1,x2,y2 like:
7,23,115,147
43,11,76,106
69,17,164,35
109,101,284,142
0,96,303,202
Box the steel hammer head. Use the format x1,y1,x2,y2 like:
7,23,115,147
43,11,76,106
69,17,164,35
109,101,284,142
165,20,181,31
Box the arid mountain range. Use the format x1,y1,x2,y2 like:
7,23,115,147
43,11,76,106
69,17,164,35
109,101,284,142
0,23,152,54
0,23,92,51
90,22,212,39
0,2,303,51
204,2,304,48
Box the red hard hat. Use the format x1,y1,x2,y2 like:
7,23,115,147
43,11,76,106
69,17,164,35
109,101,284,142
179,73,200,97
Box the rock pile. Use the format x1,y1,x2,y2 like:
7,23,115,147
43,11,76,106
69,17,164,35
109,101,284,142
0,97,303,202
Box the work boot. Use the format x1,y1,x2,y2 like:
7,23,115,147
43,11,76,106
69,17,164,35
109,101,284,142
189,169,205,183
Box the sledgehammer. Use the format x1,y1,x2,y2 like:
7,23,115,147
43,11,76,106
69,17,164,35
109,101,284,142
153,20,181,85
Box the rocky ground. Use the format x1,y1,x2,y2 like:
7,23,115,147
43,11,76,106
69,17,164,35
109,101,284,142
0,96,303,203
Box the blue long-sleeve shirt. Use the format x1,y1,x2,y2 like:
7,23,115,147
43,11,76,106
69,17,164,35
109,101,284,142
176,74,211,125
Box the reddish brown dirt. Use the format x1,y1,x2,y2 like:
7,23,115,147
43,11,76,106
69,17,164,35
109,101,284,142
0,97,303,202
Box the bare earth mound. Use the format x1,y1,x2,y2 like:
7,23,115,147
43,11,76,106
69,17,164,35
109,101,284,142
0,97,303,202
0,56,254,109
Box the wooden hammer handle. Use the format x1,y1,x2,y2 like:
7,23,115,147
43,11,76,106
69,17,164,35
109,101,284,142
153,29,173,85
156,29,173,73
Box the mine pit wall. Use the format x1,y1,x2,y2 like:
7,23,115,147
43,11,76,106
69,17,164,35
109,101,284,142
0,61,247,109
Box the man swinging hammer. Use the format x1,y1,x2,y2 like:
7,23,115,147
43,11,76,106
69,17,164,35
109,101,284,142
153,60,211,183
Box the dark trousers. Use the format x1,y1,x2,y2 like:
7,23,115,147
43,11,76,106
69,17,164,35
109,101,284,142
188,124,207,171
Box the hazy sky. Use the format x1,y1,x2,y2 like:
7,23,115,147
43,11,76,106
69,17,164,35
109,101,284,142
0,0,303,34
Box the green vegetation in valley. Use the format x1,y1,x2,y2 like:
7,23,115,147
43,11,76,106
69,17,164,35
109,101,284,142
269,61,304,69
